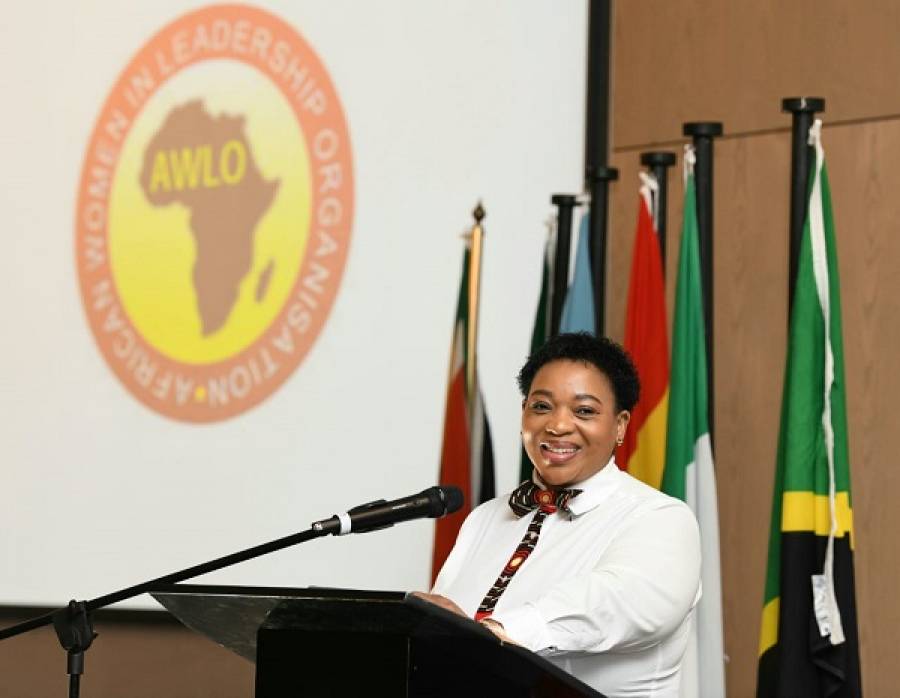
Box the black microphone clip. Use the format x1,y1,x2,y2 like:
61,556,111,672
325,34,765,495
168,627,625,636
346,499,392,533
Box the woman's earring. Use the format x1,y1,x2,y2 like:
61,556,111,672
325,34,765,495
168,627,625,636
616,436,624,446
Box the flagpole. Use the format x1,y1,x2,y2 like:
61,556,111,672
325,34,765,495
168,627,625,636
583,0,615,337
586,166,618,335
639,151,677,267
682,121,722,443
584,0,611,175
466,201,485,413
781,97,825,315
549,194,577,336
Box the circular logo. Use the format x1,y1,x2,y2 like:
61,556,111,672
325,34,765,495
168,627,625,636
75,5,353,422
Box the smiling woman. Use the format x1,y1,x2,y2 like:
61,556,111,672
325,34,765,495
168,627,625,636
518,334,639,488
422,333,702,698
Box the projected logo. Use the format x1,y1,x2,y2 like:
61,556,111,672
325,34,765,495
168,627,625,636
75,5,353,422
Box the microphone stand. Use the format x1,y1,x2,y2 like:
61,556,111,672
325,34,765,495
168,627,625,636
0,525,328,698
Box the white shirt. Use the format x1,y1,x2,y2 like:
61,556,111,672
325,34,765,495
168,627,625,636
432,460,701,698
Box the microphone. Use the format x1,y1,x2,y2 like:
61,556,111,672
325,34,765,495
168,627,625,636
311,486,464,536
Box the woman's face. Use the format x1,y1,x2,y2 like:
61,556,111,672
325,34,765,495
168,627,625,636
521,359,629,488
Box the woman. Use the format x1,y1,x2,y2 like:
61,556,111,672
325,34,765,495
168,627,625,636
419,333,701,697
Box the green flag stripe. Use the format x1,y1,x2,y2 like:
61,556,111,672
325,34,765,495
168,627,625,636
661,172,708,500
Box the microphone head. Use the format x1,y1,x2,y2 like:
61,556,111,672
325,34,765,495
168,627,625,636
420,486,465,518
438,486,464,516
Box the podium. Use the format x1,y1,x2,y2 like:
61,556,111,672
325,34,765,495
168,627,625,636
151,584,603,697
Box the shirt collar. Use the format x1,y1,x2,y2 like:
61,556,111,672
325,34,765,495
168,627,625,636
532,457,623,517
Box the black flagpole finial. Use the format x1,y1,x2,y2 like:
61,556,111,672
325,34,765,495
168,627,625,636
472,200,485,224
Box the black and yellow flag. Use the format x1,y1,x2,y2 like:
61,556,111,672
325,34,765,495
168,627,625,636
757,121,861,697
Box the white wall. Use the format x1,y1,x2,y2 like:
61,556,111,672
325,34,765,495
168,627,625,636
0,0,587,607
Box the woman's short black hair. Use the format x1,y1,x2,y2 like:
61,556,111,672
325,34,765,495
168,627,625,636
516,332,640,413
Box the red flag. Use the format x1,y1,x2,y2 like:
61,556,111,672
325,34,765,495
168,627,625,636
432,242,494,582
431,310,472,579
617,183,669,488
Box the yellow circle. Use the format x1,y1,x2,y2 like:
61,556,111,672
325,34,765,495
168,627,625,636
108,59,312,365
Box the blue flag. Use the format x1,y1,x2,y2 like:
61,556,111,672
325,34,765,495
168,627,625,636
560,212,596,334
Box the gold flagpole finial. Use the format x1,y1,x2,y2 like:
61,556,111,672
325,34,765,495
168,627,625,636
466,201,486,409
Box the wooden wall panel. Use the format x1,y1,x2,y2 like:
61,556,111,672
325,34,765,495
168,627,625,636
0,611,254,697
613,0,900,148
608,132,790,696
705,133,790,697
607,79,900,697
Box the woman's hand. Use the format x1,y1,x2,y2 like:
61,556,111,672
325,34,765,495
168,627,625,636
410,591,467,617
479,617,519,645
411,593,520,646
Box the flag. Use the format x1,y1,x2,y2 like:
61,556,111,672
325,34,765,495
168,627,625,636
757,120,861,697
520,237,551,483
519,210,594,484
560,212,596,334
519,210,594,483
662,147,726,697
432,230,495,582
617,174,670,486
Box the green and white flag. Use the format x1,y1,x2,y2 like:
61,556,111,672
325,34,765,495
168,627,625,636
756,120,861,697
662,145,726,698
